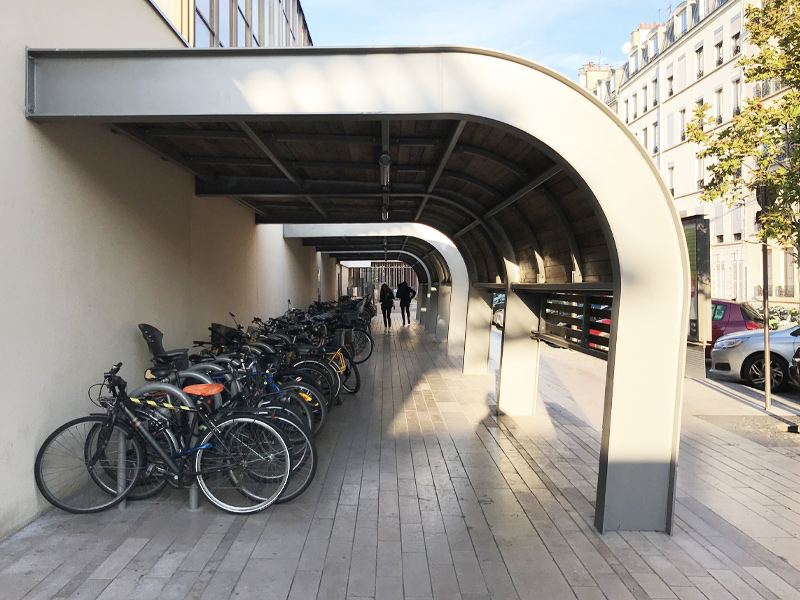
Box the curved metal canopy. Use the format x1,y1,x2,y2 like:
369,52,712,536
300,236,449,285
23,47,614,287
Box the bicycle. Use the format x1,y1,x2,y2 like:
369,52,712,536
34,363,291,514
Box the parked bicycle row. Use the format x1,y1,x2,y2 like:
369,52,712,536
34,297,377,515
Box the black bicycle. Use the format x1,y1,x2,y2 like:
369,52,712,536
34,364,291,514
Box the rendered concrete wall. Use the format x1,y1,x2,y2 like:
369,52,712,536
0,0,203,540
256,225,320,316
0,1,329,541
318,254,338,302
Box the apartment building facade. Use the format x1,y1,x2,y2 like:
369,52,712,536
584,0,796,308
150,0,312,48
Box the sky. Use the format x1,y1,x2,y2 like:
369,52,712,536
300,0,673,80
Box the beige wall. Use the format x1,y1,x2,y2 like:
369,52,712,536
318,254,339,302
0,1,321,540
256,225,320,316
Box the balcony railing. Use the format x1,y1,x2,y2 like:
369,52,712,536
697,69,704,79
653,99,658,107
668,88,674,97
733,44,741,55
716,115,722,124
669,187,675,196
733,106,741,116
653,146,659,155
697,179,705,190
716,56,723,66
643,104,648,113
633,112,638,119
681,131,687,141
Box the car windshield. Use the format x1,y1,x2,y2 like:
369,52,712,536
740,302,763,323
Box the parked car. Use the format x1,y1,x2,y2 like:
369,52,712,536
709,325,800,391
708,299,763,358
492,294,505,329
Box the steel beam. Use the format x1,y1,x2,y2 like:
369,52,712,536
538,184,583,283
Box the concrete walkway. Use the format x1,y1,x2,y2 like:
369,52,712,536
4,316,800,599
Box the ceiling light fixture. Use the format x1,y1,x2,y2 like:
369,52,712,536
379,153,391,189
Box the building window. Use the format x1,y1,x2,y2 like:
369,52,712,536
633,93,638,119
624,99,629,123
668,165,675,195
652,37,659,55
667,75,674,96
696,155,705,189
717,234,724,243
679,109,686,141
696,47,704,79
643,86,648,112
714,89,723,124
642,46,649,64
715,42,723,66
696,99,704,130
252,0,261,46
218,0,231,47
679,10,687,34
732,79,742,116
195,0,214,47
652,79,659,106
734,232,742,241
732,32,741,56
236,0,249,46
643,127,649,151
691,2,700,26
652,122,659,154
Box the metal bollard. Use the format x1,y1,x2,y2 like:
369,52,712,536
117,430,127,510
188,482,200,510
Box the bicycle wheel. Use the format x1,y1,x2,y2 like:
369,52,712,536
264,411,318,504
280,384,327,436
35,416,144,514
342,360,361,394
127,423,178,500
195,416,290,514
351,329,374,363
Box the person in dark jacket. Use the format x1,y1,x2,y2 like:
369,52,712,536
379,283,395,331
396,281,417,325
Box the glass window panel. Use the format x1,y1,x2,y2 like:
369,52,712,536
253,0,261,45
195,17,212,47
196,0,211,18
219,0,231,47
237,8,247,46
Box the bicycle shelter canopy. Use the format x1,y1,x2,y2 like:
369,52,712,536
26,46,689,533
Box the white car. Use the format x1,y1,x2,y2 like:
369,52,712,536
709,325,800,391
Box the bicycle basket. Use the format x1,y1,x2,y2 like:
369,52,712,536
209,323,239,347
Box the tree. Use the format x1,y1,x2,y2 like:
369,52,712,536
687,0,800,249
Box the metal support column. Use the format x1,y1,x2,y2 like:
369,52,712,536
426,286,440,335
463,287,493,374
436,284,452,343
417,283,429,328
496,291,541,416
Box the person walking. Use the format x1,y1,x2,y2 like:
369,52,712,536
396,281,417,325
379,283,395,331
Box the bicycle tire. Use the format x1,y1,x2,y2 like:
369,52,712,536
342,360,361,394
278,383,327,436
35,415,144,514
195,416,290,514
262,411,318,503
291,359,339,406
351,329,374,364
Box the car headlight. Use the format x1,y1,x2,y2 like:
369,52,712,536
714,337,746,349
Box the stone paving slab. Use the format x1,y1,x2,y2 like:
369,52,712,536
5,316,800,598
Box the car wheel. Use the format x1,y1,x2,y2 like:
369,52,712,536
743,354,789,392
